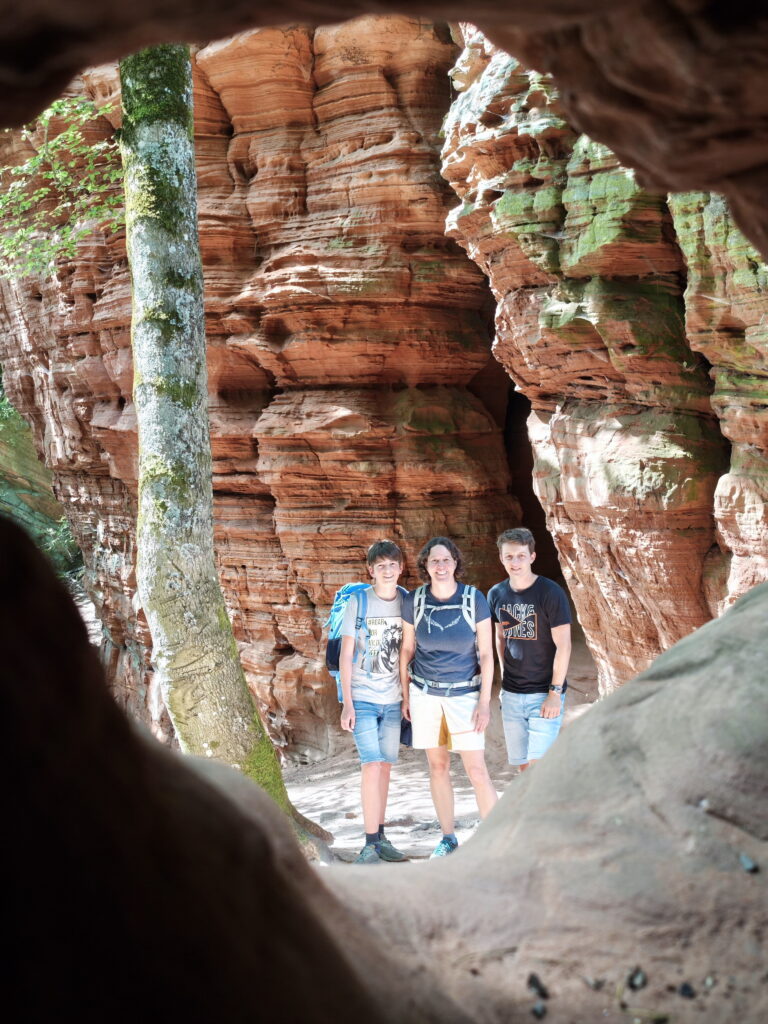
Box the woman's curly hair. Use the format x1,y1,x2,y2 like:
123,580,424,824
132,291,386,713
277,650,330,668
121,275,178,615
416,536,464,582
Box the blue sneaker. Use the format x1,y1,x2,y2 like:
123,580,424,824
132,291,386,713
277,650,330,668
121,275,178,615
430,836,458,859
377,836,407,862
354,843,382,864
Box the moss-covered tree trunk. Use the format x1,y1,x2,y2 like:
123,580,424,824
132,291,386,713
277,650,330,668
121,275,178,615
119,45,291,810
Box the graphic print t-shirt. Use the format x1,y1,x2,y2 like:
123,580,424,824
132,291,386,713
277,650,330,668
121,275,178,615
402,583,491,684
341,586,403,703
487,576,571,693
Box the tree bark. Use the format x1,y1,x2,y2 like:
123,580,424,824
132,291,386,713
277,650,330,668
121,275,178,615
119,44,292,812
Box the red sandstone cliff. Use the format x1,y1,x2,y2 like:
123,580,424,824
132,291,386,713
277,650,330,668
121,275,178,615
4,17,766,742
0,18,519,759
440,24,768,693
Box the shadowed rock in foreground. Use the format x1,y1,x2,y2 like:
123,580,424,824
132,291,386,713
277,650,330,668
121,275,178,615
3,511,766,1021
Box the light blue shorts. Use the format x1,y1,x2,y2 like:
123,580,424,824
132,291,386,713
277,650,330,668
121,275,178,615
352,700,401,765
500,690,565,766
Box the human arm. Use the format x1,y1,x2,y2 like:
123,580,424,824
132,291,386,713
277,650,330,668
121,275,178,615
540,623,572,719
339,634,356,731
400,621,416,721
472,617,494,732
494,620,506,677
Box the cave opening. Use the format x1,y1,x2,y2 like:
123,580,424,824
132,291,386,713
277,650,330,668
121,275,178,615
467,339,563,585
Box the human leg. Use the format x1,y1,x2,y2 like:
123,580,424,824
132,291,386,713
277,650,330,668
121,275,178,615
378,762,391,823
375,706,409,860
500,690,531,768
360,762,385,834
459,749,498,818
410,688,457,854
439,692,496,816
352,701,401,862
374,756,407,860
526,692,565,765
375,699,401,829
425,745,454,835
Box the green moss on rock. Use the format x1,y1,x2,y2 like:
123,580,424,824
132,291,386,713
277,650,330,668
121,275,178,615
120,45,193,142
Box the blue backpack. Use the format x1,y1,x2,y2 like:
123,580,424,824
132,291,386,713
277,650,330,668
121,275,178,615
325,582,406,702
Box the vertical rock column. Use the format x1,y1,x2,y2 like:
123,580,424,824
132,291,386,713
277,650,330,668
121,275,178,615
668,192,768,613
197,18,519,749
441,26,732,691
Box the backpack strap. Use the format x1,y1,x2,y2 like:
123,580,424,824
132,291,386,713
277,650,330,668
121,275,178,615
352,587,368,666
413,584,427,630
461,584,477,632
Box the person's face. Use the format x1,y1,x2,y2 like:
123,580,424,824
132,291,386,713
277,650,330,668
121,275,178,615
425,544,457,585
500,542,536,580
368,558,402,586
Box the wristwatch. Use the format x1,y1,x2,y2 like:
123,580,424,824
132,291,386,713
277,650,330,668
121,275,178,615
549,684,564,694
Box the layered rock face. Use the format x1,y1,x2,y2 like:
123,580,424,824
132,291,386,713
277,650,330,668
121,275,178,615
0,18,518,759
441,26,768,691
668,191,768,610
4,15,767,739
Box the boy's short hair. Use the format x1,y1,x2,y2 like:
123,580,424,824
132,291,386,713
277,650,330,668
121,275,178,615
416,536,464,581
496,528,535,554
366,539,404,567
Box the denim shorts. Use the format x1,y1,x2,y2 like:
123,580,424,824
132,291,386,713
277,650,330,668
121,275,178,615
500,690,565,766
352,700,402,765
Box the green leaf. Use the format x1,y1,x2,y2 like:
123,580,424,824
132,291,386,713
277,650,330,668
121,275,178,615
0,94,125,278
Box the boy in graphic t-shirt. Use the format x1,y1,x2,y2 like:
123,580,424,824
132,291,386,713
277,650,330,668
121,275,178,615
339,540,407,865
487,528,572,770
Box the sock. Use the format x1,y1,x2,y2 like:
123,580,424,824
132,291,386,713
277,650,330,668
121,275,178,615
378,824,385,839
365,832,380,847
442,833,457,845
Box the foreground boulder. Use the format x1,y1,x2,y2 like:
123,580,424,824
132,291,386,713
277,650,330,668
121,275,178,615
3,511,766,1021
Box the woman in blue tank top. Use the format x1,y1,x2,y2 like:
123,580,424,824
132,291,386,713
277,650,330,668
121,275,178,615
400,537,498,858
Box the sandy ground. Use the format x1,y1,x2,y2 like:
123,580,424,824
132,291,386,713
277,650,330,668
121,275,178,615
285,622,599,863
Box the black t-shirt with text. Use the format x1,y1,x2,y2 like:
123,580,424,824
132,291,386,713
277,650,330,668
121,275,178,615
487,576,571,694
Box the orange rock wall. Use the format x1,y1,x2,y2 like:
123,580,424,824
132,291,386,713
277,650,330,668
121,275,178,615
0,18,519,760
441,25,768,692
6,17,765,735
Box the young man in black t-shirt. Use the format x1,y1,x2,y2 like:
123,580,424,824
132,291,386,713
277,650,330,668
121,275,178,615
487,528,572,770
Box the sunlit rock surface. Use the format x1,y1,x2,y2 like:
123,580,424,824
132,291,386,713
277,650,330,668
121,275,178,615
441,25,768,693
668,191,768,614
0,18,518,759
